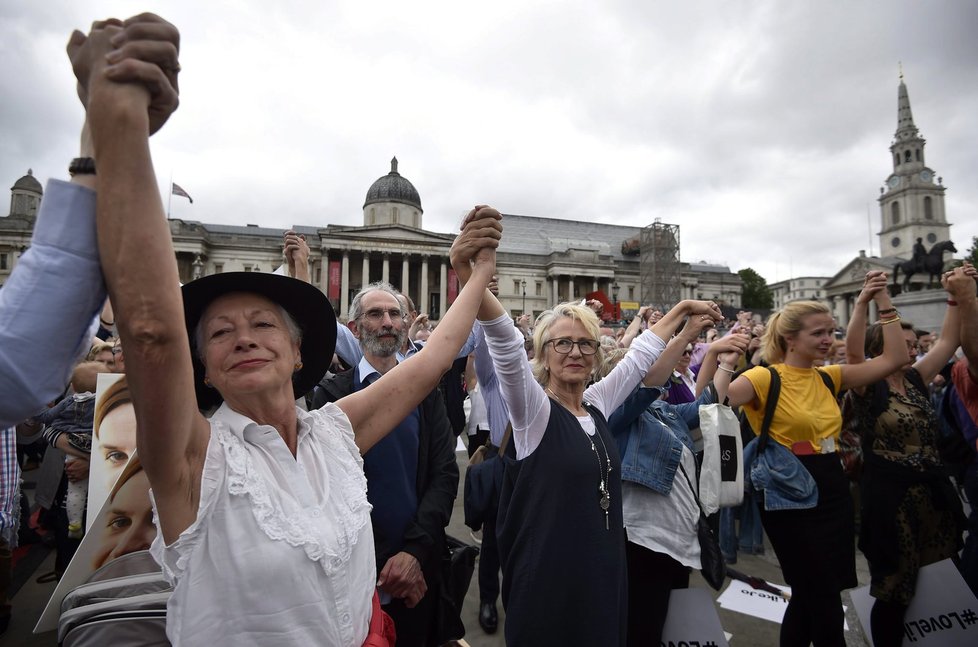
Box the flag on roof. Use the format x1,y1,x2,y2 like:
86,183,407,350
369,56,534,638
171,183,193,203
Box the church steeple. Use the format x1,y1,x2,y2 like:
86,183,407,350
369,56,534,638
890,70,926,173
894,67,920,143
877,71,950,261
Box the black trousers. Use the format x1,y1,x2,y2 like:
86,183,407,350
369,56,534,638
382,578,438,647
625,540,689,647
759,454,853,647
479,515,500,604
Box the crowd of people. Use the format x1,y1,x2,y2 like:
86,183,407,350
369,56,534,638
1,12,978,647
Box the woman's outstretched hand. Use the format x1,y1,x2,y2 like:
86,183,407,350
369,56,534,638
451,205,502,285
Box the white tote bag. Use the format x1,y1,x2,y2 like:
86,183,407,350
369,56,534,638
698,393,744,515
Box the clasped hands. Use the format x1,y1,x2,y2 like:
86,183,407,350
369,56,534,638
67,13,180,134
450,205,502,286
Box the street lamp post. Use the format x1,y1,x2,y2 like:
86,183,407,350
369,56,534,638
611,281,620,325
521,279,527,315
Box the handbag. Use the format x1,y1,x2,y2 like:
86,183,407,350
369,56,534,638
678,463,727,591
698,384,744,514
463,424,512,531
432,535,479,644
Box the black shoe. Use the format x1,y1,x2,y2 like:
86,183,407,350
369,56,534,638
479,601,498,634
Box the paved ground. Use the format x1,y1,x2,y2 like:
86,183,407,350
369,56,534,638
4,448,873,646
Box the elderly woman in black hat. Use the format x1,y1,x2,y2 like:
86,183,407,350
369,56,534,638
73,17,500,646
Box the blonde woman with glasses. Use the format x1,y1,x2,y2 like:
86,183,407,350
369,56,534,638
456,264,721,646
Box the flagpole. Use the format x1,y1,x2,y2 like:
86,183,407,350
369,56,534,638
167,171,172,218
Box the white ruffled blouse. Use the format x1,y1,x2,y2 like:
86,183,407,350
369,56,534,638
150,403,375,647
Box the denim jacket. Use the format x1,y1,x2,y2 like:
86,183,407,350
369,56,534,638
742,437,818,511
608,383,715,495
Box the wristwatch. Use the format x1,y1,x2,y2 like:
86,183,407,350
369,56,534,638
68,157,96,176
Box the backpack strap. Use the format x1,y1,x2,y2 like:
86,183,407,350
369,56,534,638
757,366,781,452
815,368,835,394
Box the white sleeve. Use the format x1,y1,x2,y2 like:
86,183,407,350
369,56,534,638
583,329,667,418
482,314,550,459
0,180,104,427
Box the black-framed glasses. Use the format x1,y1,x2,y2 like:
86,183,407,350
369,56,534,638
358,308,405,322
547,338,599,355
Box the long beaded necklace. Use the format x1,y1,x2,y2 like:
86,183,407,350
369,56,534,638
547,387,613,530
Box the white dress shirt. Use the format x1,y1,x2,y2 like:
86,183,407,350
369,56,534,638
151,403,375,646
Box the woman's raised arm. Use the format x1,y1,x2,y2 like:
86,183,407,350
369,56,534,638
838,276,908,390
338,207,501,453
80,20,209,543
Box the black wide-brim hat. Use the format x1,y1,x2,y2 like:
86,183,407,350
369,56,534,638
181,272,337,411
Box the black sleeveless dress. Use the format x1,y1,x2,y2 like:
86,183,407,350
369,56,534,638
496,399,627,646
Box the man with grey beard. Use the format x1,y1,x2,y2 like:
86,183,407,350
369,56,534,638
309,281,460,646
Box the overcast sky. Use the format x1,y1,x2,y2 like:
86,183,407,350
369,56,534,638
2,1,976,284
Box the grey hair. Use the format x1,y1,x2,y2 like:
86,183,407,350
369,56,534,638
193,303,302,361
348,281,406,321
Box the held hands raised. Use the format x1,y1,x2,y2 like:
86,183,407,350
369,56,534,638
451,205,502,285
67,13,180,135
681,307,719,340
283,230,310,282
684,299,723,322
856,270,888,305
943,262,977,300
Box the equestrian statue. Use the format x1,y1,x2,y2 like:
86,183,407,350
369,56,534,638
893,239,957,290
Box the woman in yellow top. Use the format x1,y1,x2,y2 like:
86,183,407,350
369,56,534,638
725,271,907,647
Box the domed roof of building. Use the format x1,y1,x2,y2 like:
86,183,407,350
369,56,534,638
12,169,42,194
363,157,422,212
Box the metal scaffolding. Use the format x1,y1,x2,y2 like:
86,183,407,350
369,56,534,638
639,220,681,310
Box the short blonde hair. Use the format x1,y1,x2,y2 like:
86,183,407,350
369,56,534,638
531,302,604,385
86,341,114,361
760,300,831,364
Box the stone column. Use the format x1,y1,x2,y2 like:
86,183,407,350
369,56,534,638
420,255,430,316
439,258,448,317
592,278,598,293
551,277,559,305
401,256,410,295
340,251,350,318
382,252,390,284
361,253,370,288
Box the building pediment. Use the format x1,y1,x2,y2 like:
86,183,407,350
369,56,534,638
823,255,897,292
324,224,455,245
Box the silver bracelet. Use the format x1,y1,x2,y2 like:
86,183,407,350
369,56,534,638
717,365,736,374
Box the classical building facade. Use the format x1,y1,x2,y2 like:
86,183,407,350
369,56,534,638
2,158,742,321
769,276,831,310
0,169,42,286
824,75,955,328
